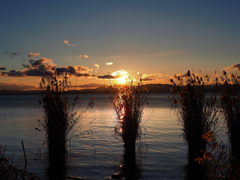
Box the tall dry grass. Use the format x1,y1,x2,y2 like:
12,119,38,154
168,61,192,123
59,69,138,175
168,71,219,165
109,80,148,158
39,72,95,168
218,71,240,160
195,131,239,180
108,79,147,179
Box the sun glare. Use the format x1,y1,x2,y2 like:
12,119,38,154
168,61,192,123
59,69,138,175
111,69,129,84
118,76,128,84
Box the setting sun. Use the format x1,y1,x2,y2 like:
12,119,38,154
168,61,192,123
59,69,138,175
111,70,129,84
118,76,128,84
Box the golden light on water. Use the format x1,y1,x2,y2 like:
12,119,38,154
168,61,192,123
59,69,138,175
119,106,124,133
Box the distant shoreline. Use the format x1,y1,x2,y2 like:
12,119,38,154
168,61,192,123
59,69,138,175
0,83,220,95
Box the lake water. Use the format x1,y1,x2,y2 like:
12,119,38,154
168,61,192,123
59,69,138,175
0,93,228,180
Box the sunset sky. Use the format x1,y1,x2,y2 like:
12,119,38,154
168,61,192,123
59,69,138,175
1,1,240,90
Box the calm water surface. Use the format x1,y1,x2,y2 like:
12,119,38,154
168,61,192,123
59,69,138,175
0,93,228,180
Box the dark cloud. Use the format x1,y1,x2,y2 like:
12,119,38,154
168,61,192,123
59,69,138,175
141,77,152,81
1,70,25,77
1,58,94,78
97,75,121,79
0,67,6,70
24,69,54,77
77,83,105,88
0,83,37,90
55,65,94,77
230,63,240,70
28,58,56,71
4,51,20,58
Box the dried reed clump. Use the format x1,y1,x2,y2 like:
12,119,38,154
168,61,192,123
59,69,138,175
39,72,89,165
0,145,40,180
108,79,148,158
195,131,239,180
169,70,219,163
218,71,240,160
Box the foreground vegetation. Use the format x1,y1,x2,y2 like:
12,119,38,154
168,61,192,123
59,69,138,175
108,79,147,179
0,145,40,180
167,70,240,179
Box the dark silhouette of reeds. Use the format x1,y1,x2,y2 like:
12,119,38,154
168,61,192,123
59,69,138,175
218,71,240,161
169,71,219,166
122,154,142,180
39,72,71,166
110,81,147,158
195,131,239,180
109,79,147,179
39,72,94,170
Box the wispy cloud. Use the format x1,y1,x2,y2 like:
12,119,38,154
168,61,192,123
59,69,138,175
66,56,72,60
63,40,77,47
76,55,82,59
151,50,187,57
106,62,113,65
76,55,88,59
0,66,6,70
28,52,40,58
5,51,20,58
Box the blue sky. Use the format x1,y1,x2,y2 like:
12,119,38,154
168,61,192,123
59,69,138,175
0,0,240,89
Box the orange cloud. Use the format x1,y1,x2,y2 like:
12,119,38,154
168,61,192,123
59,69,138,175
28,52,40,58
63,40,77,47
76,55,82,59
76,55,88,59
83,55,89,58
